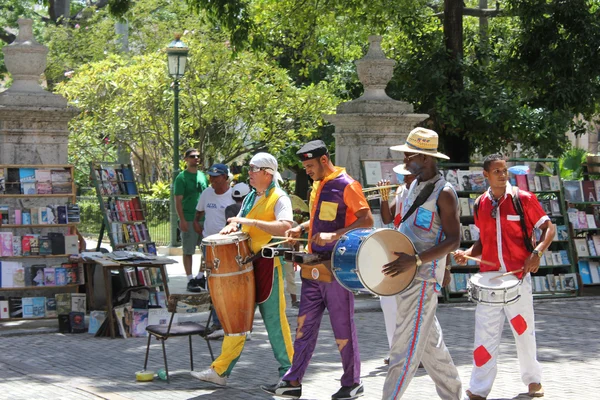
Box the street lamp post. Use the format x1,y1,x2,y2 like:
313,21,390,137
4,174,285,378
166,34,189,247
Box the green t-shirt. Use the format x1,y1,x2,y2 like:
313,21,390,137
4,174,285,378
174,169,208,221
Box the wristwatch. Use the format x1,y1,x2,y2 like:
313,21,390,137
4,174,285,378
532,249,543,258
414,253,423,267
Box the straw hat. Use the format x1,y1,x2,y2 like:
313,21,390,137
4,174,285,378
392,164,412,175
390,127,449,160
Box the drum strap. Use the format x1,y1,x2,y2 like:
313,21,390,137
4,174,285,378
474,186,534,252
400,179,440,224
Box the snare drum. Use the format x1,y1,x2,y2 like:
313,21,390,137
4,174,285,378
467,272,522,306
202,232,255,335
332,228,416,295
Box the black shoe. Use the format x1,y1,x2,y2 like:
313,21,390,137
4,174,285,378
261,380,302,399
197,275,207,290
332,382,363,400
187,278,202,293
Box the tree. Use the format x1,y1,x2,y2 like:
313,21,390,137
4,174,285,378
54,32,338,189
182,0,600,160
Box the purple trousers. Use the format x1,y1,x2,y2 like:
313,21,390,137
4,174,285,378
283,278,360,386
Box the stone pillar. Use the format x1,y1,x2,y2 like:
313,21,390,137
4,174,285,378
0,18,78,165
324,35,428,182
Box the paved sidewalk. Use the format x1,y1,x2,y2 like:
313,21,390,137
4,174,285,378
1,295,599,400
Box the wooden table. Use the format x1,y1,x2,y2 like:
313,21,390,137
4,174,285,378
86,257,175,338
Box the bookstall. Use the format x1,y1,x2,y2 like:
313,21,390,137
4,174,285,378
87,162,170,338
89,161,154,253
83,253,174,338
563,161,600,294
0,164,85,322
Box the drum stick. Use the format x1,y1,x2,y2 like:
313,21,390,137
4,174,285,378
271,236,310,242
263,239,294,248
362,184,400,193
493,268,524,279
452,252,496,267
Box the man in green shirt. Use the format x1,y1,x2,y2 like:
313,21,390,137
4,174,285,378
174,148,209,292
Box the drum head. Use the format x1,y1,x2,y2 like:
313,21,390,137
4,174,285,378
471,272,519,289
202,232,249,245
357,229,416,296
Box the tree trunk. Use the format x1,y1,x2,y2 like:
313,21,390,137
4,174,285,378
442,0,470,163
294,168,310,201
48,0,71,24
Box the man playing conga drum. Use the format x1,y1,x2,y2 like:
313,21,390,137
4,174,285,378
454,154,553,399
382,127,463,399
191,152,294,386
262,140,373,400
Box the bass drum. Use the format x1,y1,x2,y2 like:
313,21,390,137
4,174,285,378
332,228,416,296
202,232,255,335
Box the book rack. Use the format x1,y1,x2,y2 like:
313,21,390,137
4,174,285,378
565,162,600,291
0,164,83,321
90,162,153,252
439,158,578,302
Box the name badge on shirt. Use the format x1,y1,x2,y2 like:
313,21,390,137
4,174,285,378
507,215,520,221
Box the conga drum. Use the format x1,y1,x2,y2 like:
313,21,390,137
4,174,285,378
202,232,255,335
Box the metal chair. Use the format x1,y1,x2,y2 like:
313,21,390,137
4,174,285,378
143,292,215,383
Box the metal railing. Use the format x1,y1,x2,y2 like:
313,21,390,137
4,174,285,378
77,196,171,247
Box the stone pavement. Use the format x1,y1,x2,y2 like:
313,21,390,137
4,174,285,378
1,294,600,400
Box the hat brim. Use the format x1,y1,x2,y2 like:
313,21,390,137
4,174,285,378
389,144,450,160
392,164,412,175
207,171,227,176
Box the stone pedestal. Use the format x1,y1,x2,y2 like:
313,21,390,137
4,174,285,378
324,35,428,182
0,18,78,165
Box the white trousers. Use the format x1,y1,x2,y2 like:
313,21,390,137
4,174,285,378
383,280,462,400
380,295,397,349
468,276,542,397
283,260,297,296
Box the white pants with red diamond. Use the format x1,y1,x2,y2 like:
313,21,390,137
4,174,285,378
468,276,542,398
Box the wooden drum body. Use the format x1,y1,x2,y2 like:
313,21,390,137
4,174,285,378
202,232,255,335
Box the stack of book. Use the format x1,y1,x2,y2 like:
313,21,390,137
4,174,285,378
0,262,82,288
441,169,488,192
563,180,600,203
0,167,72,195
93,165,138,196
0,296,58,319
0,232,79,256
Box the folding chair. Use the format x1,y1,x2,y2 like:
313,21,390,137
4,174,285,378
143,292,215,383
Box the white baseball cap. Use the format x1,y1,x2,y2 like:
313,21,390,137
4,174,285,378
232,182,251,198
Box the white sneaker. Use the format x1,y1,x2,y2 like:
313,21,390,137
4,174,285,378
191,368,227,386
246,332,252,341
207,329,225,339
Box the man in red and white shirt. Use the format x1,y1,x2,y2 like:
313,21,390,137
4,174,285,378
455,154,555,399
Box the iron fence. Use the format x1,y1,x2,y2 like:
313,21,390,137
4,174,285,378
77,196,171,247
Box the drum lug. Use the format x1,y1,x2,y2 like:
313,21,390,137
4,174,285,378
236,255,244,269
213,258,220,270
337,246,346,256
339,235,348,242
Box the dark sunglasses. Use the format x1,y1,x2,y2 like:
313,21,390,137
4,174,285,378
248,165,272,173
187,155,200,159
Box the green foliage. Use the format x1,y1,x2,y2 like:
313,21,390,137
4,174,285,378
147,181,171,200
559,147,588,180
52,1,339,186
